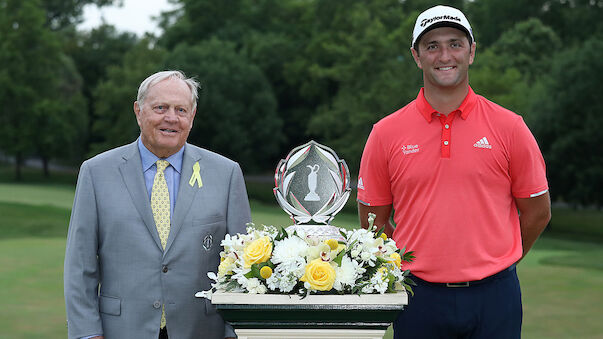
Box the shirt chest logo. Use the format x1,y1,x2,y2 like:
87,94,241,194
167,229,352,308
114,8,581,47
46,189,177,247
473,137,492,149
401,144,421,155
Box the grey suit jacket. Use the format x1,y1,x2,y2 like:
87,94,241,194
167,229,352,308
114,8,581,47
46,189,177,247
64,141,251,339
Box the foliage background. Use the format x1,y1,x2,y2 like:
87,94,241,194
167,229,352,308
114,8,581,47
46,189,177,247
0,0,602,205
1,2,602,338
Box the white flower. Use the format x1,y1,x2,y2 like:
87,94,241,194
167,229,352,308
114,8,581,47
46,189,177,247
359,249,378,266
195,290,212,300
333,256,364,291
383,240,398,255
272,235,310,265
367,213,377,230
246,278,267,294
202,223,412,296
265,271,281,290
361,269,388,294
306,243,331,262
266,268,299,293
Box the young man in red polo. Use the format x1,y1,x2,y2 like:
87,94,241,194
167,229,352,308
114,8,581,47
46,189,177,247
357,5,551,338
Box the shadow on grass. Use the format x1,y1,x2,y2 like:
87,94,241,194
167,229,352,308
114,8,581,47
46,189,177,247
0,202,70,239
534,235,603,271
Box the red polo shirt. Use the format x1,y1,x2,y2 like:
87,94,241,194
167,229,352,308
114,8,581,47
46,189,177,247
357,87,548,282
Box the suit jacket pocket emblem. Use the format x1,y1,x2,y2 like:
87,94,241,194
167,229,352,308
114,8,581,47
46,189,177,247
203,234,213,251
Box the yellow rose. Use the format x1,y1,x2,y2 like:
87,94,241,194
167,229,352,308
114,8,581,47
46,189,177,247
243,236,273,268
260,266,273,279
300,259,336,291
389,252,402,268
218,256,235,276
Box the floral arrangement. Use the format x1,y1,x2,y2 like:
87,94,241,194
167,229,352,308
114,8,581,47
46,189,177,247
199,214,415,298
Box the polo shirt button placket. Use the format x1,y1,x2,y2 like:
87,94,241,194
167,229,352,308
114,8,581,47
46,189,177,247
439,111,457,158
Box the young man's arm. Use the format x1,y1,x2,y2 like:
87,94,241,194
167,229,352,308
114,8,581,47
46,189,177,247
515,192,551,260
358,202,394,238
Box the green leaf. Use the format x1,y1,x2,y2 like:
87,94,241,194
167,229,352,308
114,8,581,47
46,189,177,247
333,249,345,266
275,227,288,241
403,251,415,263
403,283,414,297
404,276,417,286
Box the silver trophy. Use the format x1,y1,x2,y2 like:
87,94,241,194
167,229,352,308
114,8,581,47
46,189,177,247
274,140,351,241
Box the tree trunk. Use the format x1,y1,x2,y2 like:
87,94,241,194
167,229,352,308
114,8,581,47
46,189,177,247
42,156,50,177
15,152,23,181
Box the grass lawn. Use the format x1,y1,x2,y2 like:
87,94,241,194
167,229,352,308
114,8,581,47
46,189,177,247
0,238,68,338
1,182,602,338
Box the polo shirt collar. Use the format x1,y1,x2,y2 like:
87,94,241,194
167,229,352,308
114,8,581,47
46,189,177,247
416,86,478,122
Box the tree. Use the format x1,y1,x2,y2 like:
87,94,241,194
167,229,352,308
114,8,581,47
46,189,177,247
530,36,603,206
537,0,603,46
465,0,545,48
41,0,116,30
90,38,166,155
31,54,88,175
466,0,603,49
470,18,561,118
164,39,283,172
302,0,422,172
489,18,561,83
0,0,65,179
158,0,315,152
64,24,138,152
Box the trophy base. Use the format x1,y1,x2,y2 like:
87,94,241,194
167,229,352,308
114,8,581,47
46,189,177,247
286,225,346,242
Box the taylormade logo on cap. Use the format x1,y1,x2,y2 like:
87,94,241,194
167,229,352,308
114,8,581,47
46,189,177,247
421,15,462,27
412,5,474,48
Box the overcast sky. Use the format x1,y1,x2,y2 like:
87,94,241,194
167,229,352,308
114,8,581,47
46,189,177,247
79,0,177,36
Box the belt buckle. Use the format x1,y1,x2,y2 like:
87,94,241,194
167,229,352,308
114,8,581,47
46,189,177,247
446,282,470,287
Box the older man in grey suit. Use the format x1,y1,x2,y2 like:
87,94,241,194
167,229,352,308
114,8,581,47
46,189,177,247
64,70,250,339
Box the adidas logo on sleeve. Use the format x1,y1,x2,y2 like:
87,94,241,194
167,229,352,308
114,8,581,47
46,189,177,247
473,137,492,149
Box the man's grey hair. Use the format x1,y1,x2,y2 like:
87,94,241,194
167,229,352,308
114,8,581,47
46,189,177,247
137,70,200,111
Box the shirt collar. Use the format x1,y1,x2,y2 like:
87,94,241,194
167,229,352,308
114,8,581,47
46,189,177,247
416,86,477,123
137,138,185,174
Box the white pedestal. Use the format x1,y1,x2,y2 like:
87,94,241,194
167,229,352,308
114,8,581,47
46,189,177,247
209,292,406,339
235,328,385,339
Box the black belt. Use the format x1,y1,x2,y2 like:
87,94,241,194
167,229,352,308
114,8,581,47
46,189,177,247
412,264,516,288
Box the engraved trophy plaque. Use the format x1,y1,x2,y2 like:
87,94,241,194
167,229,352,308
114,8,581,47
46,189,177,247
274,140,351,241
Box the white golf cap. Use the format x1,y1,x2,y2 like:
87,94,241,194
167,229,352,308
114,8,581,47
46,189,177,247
411,5,474,48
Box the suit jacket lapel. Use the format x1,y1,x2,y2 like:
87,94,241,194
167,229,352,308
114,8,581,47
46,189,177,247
119,141,163,251
165,144,204,253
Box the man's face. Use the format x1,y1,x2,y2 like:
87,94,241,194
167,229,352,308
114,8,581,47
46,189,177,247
411,27,476,90
134,78,196,158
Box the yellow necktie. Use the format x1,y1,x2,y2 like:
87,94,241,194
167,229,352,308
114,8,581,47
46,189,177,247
152,160,170,249
151,159,170,329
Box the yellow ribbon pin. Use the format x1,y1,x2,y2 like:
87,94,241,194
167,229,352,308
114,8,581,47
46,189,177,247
189,162,203,188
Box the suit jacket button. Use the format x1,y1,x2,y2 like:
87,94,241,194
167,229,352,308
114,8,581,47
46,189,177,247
162,265,169,273
153,301,161,309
